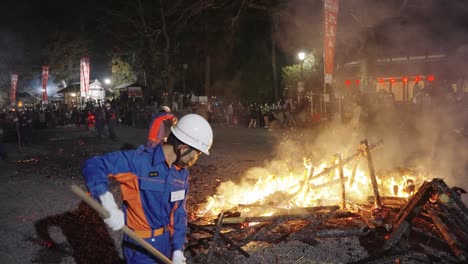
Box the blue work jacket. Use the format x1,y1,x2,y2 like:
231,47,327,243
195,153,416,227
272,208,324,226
82,144,189,251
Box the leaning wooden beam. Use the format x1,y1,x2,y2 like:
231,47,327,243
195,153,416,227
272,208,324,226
338,153,346,210
362,140,383,208
426,205,467,261
310,177,349,189
382,180,434,251
207,212,224,264
187,222,250,258
311,139,384,180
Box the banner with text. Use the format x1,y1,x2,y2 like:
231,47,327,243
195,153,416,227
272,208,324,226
324,0,339,84
80,57,90,98
42,65,49,103
128,86,143,98
10,73,18,106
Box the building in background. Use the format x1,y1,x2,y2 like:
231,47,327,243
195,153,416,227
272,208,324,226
57,79,110,108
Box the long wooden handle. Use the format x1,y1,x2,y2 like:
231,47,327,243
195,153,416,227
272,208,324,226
70,184,172,264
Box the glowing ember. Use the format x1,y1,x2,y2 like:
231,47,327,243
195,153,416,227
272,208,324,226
197,158,428,219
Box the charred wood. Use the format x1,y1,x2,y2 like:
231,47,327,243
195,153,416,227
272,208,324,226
383,180,435,251
426,206,467,261
207,212,224,263
362,140,383,208
314,226,370,238
187,222,250,258
221,206,338,224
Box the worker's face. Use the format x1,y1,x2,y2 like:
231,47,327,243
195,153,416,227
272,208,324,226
179,145,202,167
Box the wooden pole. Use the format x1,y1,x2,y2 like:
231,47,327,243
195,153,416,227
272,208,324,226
70,185,172,264
362,140,383,208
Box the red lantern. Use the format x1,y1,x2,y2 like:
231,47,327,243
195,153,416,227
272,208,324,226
390,78,395,83
414,76,421,82
427,75,435,82
403,77,408,83
378,78,384,83
345,80,352,86
355,79,360,85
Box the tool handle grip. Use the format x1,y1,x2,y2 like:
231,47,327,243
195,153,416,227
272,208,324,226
70,184,172,264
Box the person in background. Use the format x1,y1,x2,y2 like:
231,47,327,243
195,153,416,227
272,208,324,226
94,104,106,139
82,114,213,264
105,103,118,140
146,106,177,148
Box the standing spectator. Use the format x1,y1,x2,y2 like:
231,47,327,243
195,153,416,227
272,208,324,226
18,108,31,146
94,104,106,139
226,103,234,127
248,104,257,128
105,103,118,140
261,103,270,128
172,92,179,112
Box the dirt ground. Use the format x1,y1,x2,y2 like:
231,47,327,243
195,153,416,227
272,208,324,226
0,122,466,263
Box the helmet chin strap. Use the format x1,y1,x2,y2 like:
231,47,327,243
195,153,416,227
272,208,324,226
173,142,192,167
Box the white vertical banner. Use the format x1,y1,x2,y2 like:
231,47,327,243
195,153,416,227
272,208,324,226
80,57,90,99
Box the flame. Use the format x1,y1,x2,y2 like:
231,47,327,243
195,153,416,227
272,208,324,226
197,157,428,219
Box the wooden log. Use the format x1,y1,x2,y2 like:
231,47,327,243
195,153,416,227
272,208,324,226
362,140,383,208
367,196,408,207
187,222,250,258
314,226,370,238
338,153,346,210
418,243,460,263
222,206,339,224
207,212,224,263
382,180,434,251
426,205,467,260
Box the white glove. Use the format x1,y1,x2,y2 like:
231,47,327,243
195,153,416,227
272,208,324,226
99,191,125,231
172,250,186,264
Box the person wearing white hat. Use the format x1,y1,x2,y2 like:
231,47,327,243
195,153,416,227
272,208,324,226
82,113,213,264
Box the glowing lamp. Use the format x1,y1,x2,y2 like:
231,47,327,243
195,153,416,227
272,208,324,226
345,80,352,86
355,79,360,85
427,75,435,82
390,78,395,83
414,76,421,82
378,78,384,83
403,77,408,83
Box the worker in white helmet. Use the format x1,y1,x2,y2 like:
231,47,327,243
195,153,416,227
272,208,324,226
83,113,213,264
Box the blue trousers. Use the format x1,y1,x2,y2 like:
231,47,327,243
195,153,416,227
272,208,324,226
122,232,172,264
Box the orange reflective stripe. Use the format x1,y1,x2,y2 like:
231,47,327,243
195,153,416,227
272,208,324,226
109,173,150,230
168,201,179,238
133,227,164,238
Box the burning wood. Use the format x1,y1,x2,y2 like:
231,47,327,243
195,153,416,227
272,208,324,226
190,139,467,263
362,140,383,208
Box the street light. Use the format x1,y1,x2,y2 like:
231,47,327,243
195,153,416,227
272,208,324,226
297,52,305,79
104,78,111,85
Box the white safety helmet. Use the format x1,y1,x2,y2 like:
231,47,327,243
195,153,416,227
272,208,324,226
160,105,171,112
171,114,213,155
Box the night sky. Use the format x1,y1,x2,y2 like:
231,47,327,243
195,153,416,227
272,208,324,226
1,0,468,96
